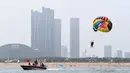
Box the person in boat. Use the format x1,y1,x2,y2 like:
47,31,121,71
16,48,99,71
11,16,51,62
28,62,31,65
40,62,45,67
32,63,35,65
26,59,31,65
33,59,38,65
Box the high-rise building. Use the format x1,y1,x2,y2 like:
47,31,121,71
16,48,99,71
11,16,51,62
61,45,68,57
104,45,112,58
53,19,61,57
117,50,122,58
70,18,80,58
124,52,130,58
31,7,61,57
40,7,54,57
31,10,41,51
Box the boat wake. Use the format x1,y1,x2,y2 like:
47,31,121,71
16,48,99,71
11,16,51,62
47,67,76,71
47,68,66,70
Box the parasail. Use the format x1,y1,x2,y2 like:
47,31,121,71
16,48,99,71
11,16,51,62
93,16,112,32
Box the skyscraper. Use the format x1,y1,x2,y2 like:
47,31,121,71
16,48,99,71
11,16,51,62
104,45,112,58
53,19,61,57
61,45,68,57
117,50,122,58
70,18,80,58
31,7,61,57
31,10,41,51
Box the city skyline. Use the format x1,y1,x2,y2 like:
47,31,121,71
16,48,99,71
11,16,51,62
0,0,130,57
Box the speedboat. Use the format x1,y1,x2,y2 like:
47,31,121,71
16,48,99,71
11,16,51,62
20,65,47,70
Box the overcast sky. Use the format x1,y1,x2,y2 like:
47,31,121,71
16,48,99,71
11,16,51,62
0,0,129,57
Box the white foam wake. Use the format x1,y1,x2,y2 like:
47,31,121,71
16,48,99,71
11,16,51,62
47,68,65,70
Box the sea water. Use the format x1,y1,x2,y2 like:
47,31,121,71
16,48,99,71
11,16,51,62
0,66,130,73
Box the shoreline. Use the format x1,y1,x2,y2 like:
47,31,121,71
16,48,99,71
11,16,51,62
0,62,130,67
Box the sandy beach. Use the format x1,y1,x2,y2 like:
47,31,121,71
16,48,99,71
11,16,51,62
0,62,130,67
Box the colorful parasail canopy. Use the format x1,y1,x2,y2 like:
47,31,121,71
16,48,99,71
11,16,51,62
93,16,112,32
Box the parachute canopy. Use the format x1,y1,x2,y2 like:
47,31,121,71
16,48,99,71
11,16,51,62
93,16,112,32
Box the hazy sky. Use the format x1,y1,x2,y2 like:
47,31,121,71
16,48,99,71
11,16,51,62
0,0,130,57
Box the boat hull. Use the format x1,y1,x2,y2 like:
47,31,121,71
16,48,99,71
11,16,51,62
21,65,47,70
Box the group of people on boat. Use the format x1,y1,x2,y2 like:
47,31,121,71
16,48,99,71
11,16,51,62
28,59,45,67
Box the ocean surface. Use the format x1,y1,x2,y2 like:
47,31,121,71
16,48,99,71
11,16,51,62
0,66,130,73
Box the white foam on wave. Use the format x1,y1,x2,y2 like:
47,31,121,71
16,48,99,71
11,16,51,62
47,68,66,70
46,67,77,71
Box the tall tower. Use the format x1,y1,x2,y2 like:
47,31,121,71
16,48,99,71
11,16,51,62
31,10,41,50
53,19,61,57
41,7,54,57
104,45,112,58
70,18,80,58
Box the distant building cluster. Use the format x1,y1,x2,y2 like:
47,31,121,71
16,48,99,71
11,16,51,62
31,7,80,58
103,45,130,58
31,7,61,57
0,7,80,59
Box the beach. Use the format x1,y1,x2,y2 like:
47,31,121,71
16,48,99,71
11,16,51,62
0,62,130,67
